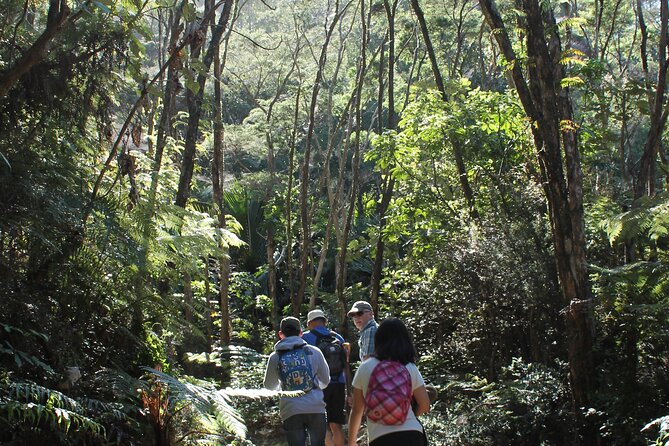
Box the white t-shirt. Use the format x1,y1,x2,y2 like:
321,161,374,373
351,357,425,442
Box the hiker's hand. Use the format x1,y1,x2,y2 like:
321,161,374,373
346,394,352,407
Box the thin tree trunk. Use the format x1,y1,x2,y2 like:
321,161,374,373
384,0,398,130
377,36,385,134
175,0,235,208
212,92,231,345
337,0,370,338
296,0,350,316
369,176,395,311
264,52,298,323
183,272,194,340
284,88,301,329
369,0,398,312
143,3,184,254
211,4,235,346
634,0,669,199
203,260,213,352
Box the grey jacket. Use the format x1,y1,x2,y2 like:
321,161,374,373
263,336,331,420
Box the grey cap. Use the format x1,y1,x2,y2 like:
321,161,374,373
347,300,373,316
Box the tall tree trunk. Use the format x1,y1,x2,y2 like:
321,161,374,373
337,0,371,337
211,3,235,346
212,120,231,345
284,88,301,329
296,1,349,316
266,114,277,319
479,1,596,443
261,47,301,317
369,0,398,312
143,4,184,254
634,0,669,199
175,0,235,208
369,176,395,312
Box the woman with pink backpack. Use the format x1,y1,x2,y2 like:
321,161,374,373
347,317,431,446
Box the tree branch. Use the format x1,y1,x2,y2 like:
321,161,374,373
0,0,71,98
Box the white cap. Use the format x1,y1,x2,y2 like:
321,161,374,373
307,309,327,324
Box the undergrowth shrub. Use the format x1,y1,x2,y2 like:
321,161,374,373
425,359,572,446
226,345,282,445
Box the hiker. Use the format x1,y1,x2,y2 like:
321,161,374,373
263,316,331,446
303,309,352,446
346,300,379,361
347,318,430,446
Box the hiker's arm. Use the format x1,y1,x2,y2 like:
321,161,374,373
412,385,430,416
263,354,280,390
344,361,353,404
348,387,364,446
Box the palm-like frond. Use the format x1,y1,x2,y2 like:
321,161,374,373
0,381,113,436
137,365,309,441
602,193,669,245
141,367,248,439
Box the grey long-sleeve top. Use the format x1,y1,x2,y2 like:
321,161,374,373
263,336,331,421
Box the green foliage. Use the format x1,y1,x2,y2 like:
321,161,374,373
225,345,283,444
601,193,669,246
428,360,572,445
1,0,669,444
0,376,130,443
0,324,54,374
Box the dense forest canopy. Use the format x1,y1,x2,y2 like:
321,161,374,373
1,0,668,444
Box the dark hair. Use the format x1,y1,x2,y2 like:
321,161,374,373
280,317,301,337
374,318,416,364
282,325,300,337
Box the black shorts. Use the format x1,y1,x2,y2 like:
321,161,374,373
370,430,426,446
323,382,346,424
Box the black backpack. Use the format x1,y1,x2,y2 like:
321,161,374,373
313,331,346,377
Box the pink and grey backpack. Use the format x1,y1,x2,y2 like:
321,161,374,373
365,360,413,425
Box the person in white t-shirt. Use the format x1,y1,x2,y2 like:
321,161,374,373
347,318,430,446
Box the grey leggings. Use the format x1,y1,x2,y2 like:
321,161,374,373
282,413,327,446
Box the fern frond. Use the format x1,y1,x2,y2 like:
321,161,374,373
603,193,669,244
1,383,106,436
560,77,585,88
140,367,248,439
9,382,80,412
557,16,587,30
0,401,104,434
217,387,303,399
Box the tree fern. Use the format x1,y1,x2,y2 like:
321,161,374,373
105,365,302,443
602,193,669,245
